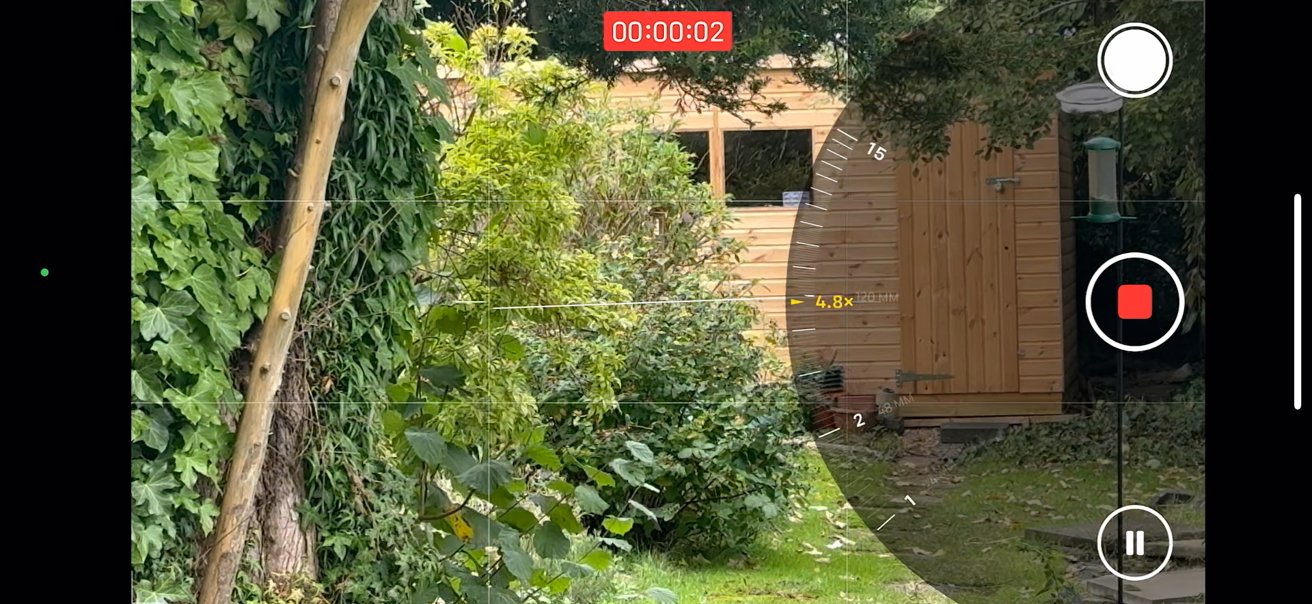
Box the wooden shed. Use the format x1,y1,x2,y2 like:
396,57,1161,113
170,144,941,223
609,58,1078,417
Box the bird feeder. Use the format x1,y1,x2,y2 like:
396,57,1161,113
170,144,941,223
1076,136,1133,223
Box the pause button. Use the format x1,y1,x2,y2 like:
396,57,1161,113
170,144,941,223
1097,505,1174,582
1126,530,1145,556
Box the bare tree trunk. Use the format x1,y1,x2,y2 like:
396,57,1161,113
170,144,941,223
198,2,384,603
260,402,318,584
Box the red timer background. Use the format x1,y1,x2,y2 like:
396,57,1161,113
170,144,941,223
603,11,732,52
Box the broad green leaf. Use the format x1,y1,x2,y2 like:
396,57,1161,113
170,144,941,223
500,546,534,582
497,334,525,360
583,464,615,488
133,290,197,342
628,499,659,523
499,507,538,532
532,521,570,559
743,493,769,510
580,549,613,572
141,408,172,452
602,516,634,536
131,521,164,566
574,485,608,515
133,578,188,604
645,587,678,604
131,464,178,516
199,310,242,351
523,443,561,470
625,440,655,463
404,427,446,465
147,131,220,200
246,0,287,35
598,536,632,551
161,263,226,315
548,503,583,534
381,409,406,436
160,72,230,130
131,409,149,442
609,458,644,486
457,459,512,496
546,479,574,496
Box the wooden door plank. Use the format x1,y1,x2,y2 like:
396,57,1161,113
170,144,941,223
913,165,934,394
946,125,968,393
930,159,950,394
897,165,917,394
999,148,1021,392
981,140,1003,392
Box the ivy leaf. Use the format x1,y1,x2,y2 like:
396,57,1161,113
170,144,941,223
580,549,613,572
533,521,570,559
625,440,655,463
645,587,678,604
247,0,288,36
132,578,188,604
523,443,561,470
404,427,446,466
141,408,172,452
574,485,609,515
133,290,198,342
131,464,178,516
160,72,230,131
199,309,243,351
500,546,534,582
162,263,226,315
602,516,634,536
457,459,511,497
147,131,220,200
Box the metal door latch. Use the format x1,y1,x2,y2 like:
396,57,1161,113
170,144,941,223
985,176,1020,192
895,369,954,386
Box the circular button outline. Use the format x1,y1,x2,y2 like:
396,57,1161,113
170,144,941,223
1085,252,1185,352
1096,504,1175,582
1098,22,1173,99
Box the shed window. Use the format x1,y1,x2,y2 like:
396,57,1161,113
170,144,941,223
724,129,813,207
673,131,711,184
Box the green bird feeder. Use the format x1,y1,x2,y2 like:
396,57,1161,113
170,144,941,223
1076,136,1134,223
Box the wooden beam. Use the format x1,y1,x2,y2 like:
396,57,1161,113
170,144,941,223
197,2,382,603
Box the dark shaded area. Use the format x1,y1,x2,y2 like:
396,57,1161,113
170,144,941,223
674,131,711,184
724,129,811,206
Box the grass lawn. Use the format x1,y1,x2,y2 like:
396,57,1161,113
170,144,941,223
594,445,1203,603
603,451,951,603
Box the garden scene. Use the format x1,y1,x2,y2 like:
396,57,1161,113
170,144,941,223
131,1,1204,603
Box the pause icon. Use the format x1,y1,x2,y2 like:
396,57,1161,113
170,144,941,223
1126,530,1146,556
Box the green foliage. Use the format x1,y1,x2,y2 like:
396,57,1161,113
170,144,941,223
550,400,807,557
381,407,638,602
404,22,634,415
972,379,1205,468
131,2,283,601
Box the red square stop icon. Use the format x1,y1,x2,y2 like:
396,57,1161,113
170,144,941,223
1118,284,1153,320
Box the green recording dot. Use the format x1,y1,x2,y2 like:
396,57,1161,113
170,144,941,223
39,268,48,277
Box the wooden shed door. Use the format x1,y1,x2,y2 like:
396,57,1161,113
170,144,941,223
897,124,1019,395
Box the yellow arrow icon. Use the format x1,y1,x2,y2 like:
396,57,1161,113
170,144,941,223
790,299,803,305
